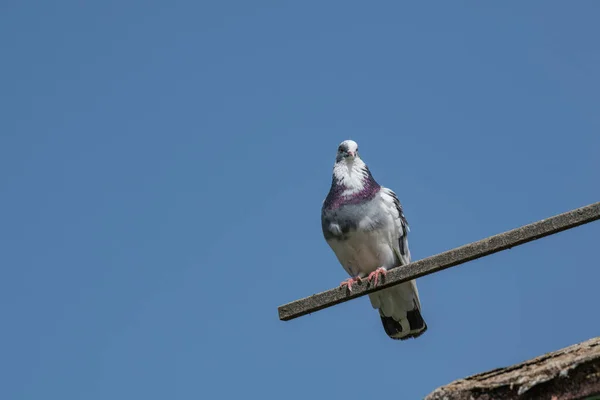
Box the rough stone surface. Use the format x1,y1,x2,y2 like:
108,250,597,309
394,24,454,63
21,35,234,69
425,336,600,400
278,202,600,321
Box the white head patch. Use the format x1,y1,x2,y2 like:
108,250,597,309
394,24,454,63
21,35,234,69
333,139,368,195
338,140,358,155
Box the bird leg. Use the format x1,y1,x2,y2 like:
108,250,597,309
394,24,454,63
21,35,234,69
367,267,387,286
340,276,362,293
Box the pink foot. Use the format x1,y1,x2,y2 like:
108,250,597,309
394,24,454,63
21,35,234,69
368,267,387,286
340,276,362,293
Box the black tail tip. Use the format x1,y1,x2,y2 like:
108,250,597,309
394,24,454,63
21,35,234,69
380,308,427,340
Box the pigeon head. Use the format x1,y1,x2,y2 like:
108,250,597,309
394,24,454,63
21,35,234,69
324,140,380,207
336,139,359,162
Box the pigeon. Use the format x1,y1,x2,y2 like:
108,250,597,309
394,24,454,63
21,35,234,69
321,140,427,340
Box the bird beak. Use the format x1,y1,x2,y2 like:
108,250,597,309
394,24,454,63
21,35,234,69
347,151,355,157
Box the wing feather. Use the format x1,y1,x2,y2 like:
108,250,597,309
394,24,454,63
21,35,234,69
380,187,411,266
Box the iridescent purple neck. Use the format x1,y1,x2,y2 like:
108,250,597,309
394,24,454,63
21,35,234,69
323,167,380,210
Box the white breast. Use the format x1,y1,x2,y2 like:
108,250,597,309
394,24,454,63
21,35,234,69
326,197,399,278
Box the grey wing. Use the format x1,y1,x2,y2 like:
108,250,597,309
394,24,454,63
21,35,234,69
380,187,410,266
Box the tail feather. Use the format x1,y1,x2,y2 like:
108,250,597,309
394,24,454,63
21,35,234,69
369,280,427,340
380,305,427,340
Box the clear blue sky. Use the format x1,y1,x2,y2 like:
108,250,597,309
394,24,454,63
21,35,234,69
1,2,599,399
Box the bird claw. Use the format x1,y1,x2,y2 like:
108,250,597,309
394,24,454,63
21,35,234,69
368,267,387,286
340,276,362,293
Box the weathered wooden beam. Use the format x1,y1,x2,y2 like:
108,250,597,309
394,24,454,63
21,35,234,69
425,336,600,400
278,201,600,321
